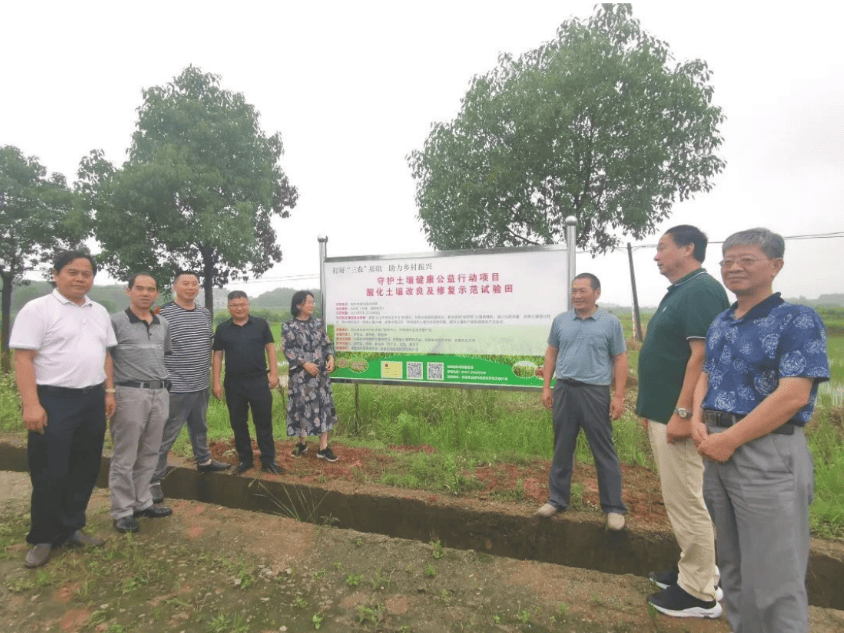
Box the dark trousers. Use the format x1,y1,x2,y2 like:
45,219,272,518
27,386,106,545
548,381,627,514
224,374,275,463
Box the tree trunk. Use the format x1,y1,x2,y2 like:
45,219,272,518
1,273,13,373
202,255,215,315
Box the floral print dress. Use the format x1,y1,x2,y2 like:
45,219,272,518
281,317,338,437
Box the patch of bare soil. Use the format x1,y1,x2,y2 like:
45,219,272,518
1,479,843,633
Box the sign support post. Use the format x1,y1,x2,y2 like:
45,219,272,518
565,216,577,311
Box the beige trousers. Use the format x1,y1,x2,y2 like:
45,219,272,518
648,421,719,601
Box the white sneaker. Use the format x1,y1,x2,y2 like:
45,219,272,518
606,512,625,531
535,503,558,518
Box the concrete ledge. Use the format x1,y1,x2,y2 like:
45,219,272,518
2,441,842,610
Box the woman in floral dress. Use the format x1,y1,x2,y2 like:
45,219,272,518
282,291,339,462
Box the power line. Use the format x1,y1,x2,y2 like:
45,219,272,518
623,230,844,252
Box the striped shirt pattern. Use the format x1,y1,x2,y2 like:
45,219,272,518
160,302,213,393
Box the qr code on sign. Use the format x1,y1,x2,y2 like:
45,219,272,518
427,362,444,381
407,362,423,380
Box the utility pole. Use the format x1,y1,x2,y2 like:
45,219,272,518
627,243,643,342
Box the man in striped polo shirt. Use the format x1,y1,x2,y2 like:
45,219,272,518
151,272,230,503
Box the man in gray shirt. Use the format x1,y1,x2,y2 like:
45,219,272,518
536,273,628,530
109,273,174,533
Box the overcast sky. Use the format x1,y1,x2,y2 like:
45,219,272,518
2,1,843,306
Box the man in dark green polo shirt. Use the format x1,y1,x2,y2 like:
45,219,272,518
636,225,729,618
212,291,283,475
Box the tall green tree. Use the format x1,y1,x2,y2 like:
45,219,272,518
408,4,725,253
80,66,298,311
0,146,87,371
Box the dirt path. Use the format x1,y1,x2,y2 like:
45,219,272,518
2,472,843,633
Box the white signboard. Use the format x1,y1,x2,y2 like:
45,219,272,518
323,246,569,387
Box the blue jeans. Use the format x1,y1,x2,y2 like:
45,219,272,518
152,388,211,481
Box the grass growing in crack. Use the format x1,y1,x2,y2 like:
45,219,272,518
345,573,362,587
217,555,256,590
250,479,330,524
357,603,385,625
370,565,393,590
208,612,249,633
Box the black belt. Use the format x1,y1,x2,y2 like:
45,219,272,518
116,380,169,390
38,384,102,396
561,378,587,387
703,410,795,436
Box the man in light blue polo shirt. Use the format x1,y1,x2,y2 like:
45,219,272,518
537,273,628,530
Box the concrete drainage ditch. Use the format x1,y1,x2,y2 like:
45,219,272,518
1,441,842,610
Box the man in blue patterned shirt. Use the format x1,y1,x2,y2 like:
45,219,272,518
691,228,829,633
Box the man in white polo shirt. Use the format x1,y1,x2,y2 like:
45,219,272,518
11,251,117,568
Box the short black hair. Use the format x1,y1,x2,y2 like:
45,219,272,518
573,272,600,291
54,251,97,275
664,225,708,263
127,272,158,290
173,270,199,284
227,290,248,302
290,290,314,317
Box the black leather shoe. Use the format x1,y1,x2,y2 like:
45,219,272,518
197,459,231,473
65,530,105,548
261,461,285,475
235,460,254,474
114,517,140,533
134,506,173,519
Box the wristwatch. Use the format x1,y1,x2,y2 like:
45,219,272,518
675,407,692,419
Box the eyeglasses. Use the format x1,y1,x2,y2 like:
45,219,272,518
719,257,767,269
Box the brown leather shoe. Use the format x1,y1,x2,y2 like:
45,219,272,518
65,530,105,547
24,544,51,568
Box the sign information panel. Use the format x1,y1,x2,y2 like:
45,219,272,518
324,246,568,388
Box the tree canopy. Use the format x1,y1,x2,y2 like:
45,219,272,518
79,66,298,311
0,145,87,370
407,4,725,253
